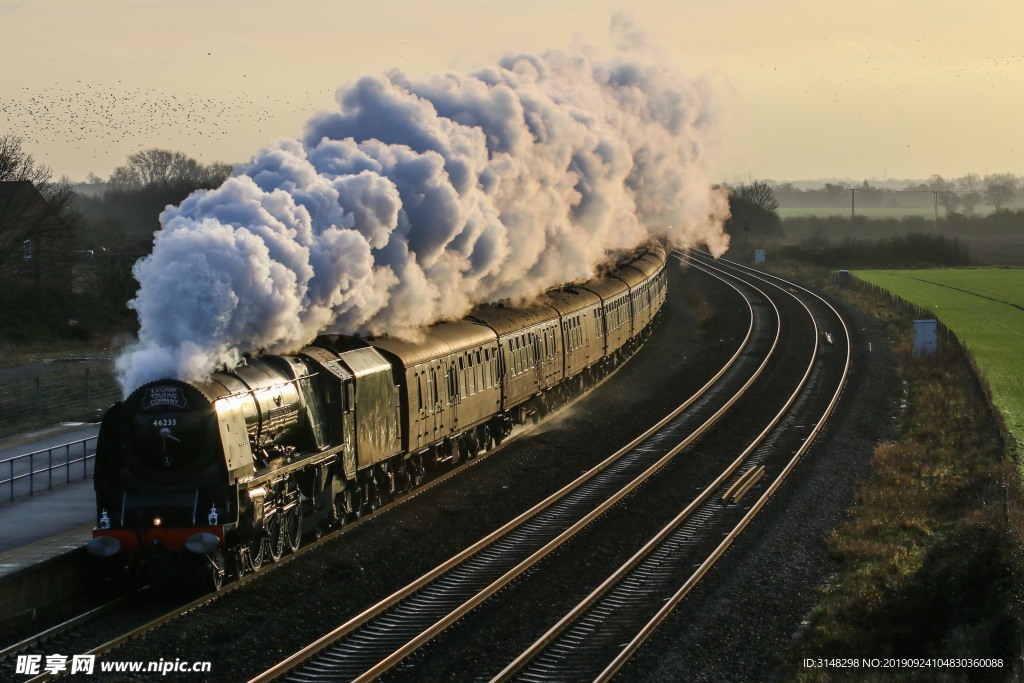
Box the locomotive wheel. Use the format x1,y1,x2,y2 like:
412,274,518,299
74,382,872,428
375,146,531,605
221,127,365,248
337,493,354,528
247,535,264,572
410,456,425,488
343,488,358,522
284,507,302,553
366,479,382,512
234,548,247,579
394,463,412,495
265,513,285,563
207,549,225,591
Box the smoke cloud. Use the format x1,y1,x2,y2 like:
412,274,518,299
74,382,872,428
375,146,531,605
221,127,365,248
116,37,730,394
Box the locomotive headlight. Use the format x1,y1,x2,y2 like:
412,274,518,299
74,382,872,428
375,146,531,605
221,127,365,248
153,516,163,527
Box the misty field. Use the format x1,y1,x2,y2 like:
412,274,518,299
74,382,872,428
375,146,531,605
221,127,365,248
854,268,1024,457
778,206,942,219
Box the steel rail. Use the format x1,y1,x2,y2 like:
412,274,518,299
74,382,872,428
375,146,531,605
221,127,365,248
248,264,780,683
590,250,853,681
0,595,135,663
492,253,825,680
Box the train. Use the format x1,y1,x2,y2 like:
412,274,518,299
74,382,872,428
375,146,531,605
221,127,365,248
87,241,668,589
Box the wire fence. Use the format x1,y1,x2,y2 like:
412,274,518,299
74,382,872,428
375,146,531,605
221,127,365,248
0,360,120,434
846,273,1013,458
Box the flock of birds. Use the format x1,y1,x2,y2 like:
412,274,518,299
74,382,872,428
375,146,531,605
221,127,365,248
1,82,333,178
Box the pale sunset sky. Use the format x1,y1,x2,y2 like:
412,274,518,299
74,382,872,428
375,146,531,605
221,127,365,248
1,0,1021,183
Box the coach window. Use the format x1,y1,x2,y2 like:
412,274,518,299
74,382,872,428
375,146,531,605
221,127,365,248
475,351,483,390
426,371,434,413
483,349,492,388
458,356,467,399
467,354,476,395
417,374,425,416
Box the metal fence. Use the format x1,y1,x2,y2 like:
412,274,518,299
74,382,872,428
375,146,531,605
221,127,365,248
0,435,97,501
0,359,119,432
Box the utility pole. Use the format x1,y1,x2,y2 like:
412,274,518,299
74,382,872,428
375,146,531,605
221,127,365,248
850,188,856,218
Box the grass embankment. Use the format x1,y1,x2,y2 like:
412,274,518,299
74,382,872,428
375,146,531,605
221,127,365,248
780,270,1024,681
854,269,1024,468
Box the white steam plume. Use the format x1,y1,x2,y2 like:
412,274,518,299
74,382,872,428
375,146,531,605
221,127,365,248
116,39,730,394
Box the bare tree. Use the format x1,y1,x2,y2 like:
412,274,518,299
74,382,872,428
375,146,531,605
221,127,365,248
983,173,1017,211
956,173,983,214
736,181,779,214
108,148,233,192
0,134,52,186
926,175,961,214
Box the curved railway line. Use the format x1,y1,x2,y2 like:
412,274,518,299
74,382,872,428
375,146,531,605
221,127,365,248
1,252,853,682
490,252,852,681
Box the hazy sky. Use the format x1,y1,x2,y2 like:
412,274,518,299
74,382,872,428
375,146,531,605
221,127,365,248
2,0,1021,183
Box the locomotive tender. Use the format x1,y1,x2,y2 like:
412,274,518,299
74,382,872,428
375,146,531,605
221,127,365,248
88,241,667,589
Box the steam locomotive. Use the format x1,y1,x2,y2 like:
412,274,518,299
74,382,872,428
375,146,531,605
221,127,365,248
88,241,667,589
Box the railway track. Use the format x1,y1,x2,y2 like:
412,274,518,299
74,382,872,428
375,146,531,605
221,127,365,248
488,251,851,681
245,257,802,682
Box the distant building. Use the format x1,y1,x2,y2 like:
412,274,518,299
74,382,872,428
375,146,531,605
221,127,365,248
0,181,74,295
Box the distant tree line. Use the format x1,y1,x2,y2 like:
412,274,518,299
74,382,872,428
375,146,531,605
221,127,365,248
772,174,1020,214
74,148,232,255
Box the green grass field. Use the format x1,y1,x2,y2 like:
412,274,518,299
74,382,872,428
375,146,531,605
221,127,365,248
854,268,1024,458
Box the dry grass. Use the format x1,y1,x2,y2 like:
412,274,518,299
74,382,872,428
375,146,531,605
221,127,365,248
783,273,1024,682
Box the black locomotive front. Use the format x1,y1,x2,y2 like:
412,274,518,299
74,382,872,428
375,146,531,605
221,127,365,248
88,355,327,586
